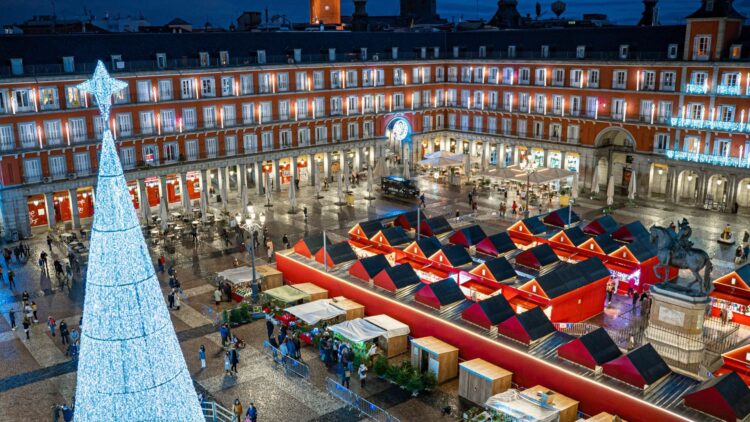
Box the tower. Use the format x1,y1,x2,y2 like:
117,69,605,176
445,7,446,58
638,0,658,26
683,0,745,60
310,0,341,25
73,61,204,421
490,0,522,28
351,0,369,31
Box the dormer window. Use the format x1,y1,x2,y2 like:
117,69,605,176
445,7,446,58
706,0,714,11
479,46,487,58
692,35,711,60
667,44,678,59
62,56,75,73
10,58,22,75
156,53,167,69
730,44,742,60
576,46,585,59
507,45,516,58
219,51,229,66
257,50,266,64
111,54,123,70
541,45,549,58
199,52,209,67
391,47,398,60
619,45,629,59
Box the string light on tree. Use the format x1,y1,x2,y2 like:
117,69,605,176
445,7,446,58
73,61,204,421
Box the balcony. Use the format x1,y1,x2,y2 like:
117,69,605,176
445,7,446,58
716,85,743,96
665,149,750,169
669,117,748,133
685,84,708,94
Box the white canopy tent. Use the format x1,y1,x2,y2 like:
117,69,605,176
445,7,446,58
285,299,346,325
329,318,387,342
476,165,576,185
217,266,255,286
363,314,410,339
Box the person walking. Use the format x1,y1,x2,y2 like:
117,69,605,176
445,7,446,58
606,280,615,306
229,346,239,375
31,301,38,323
47,234,54,251
232,399,243,422
8,269,16,290
219,324,229,347
69,328,79,345
632,290,640,308
173,291,181,310
358,362,368,389
303,206,308,222
282,234,290,250
266,317,275,340
8,308,16,331
511,200,518,216
167,290,175,309
245,403,257,422
59,320,69,344
214,287,222,307
24,302,33,324
419,193,426,208
224,351,232,376
48,316,57,336
198,345,206,369
22,316,31,340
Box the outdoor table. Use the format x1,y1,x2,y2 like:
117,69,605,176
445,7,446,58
61,233,73,243
174,225,184,232
150,229,160,237
170,212,181,220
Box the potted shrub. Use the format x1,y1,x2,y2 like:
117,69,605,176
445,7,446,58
405,368,424,397
222,309,229,324
239,303,251,323
373,356,388,379
395,361,414,389
385,362,400,384
229,308,243,326
421,371,437,392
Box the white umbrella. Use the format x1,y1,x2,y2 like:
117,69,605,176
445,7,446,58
343,160,351,193
418,156,463,167
289,176,297,211
571,173,579,199
265,173,272,206
403,154,410,179
367,164,373,198
142,189,153,222
606,175,615,206
372,157,385,179
159,198,169,231
337,172,343,204
464,154,471,181
425,151,463,160
628,171,637,200
591,165,600,195
240,177,249,217
199,187,208,222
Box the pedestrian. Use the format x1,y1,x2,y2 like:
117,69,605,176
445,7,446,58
419,193,425,208
511,200,518,215
341,361,351,388
606,280,615,306
720,307,728,324
267,241,274,262
358,362,368,389
214,287,222,306
60,321,69,344
8,308,16,331
224,351,232,376
69,328,79,345
24,302,33,323
232,399,243,422
157,255,165,273
266,317,275,340
22,316,30,340
168,290,175,309
223,283,232,303
47,234,54,251
7,269,15,290
22,290,29,302
632,290,640,308
48,316,57,336
472,201,478,212
219,324,229,347
230,346,239,374
252,230,259,248
282,234,290,249
199,345,206,369
468,192,473,205
246,403,257,422
191,227,198,243
173,291,181,310
286,336,297,360
31,301,38,322
303,206,308,222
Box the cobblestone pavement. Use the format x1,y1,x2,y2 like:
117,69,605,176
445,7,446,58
0,174,749,421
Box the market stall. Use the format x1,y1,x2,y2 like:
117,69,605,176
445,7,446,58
514,244,559,271
429,244,473,269
611,221,650,244
549,227,589,248
349,220,384,243
217,266,259,301
469,258,517,284
314,241,358,268
373,263,422,293
461,294,516,330
523,385,580,422
364,314,411,358
285,299,346,325
556,328,622,371
263,285,310,308
403,237,443,263
476,232,518,257
459,358,513,406
508,217,551,245
485,389,560,422
419,216,453,237
330,296,366,320
497,307,556,345
291,282,328,302
349,255,391,283
410,336,459,384
370,227,412,250
329,318,387,359
713,343,750,386
542,206,580,229
415,278,467,311
449,225,487,248
583,215,619,236
580,234,621,255
709,264,750,325
602,343,671,390
682,371,750,422
293,232,331,259
255,265,283,290
393,209,427,231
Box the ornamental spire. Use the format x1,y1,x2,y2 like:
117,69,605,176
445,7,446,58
76,60,128,124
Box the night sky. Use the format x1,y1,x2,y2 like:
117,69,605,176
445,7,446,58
3,0,750,28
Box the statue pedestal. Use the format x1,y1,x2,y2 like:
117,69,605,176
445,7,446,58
644,284,710,377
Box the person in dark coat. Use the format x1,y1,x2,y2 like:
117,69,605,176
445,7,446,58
266,318,275,340
59,320,69,344
167,290,175,309
229,346,239,374
223,283,232,302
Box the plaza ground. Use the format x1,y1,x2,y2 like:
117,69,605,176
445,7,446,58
0,175,748,421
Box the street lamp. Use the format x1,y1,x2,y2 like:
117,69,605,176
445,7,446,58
519,158,537,218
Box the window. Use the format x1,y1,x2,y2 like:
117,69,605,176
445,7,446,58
657,101,672,123
394,68,405,85
660,71,676,91
164,142,179,162
330,97,342,115
261,131,273,150
158,80,173,100
136,80,152,102
140,111,155,134
225,135,237,156
688,103,704,120
199,52,210,67
18,122,36,148
185,140,198,160
570,69,582,87
460,115,469,131
277,73,289,91
156,53,166,69
436,67,445,82
221,76,234,96
161,109,176,132
0,125,14,150
259,73,272,93
640,100,654,122
472,91,482,109
69,118,86,142
718,105,735,122
203,106,217,128
473,116,483,132
278,100,290,120
63,56,75,73
296,99,308,119
533,121,544,139
488,91,497,109
296,72,308,91
200,77,215,97
280,129,292,148
240,74,253,94
461,90,470,107
730,44,742,60
685,136,700,153
447,66,458,82
715,139,731,156
142,144,159,165
422,116,432,131
519,93,529,112
65,86,82,108
552,95,563,115
473,67,484,83
503,92,513,111
619,45,629,59
535,68,547,86
219,51,229,66
113,85,129,104
315,126,327,144
479,45,487,58
587,69,599,88
422,91,431,109
93,116,104,139
242,134,257,153
722,72,740,87
44,120,62,145
641,71,656,90
205,137,218,158
313,71,325,90
259,102,272,122
10,58,22,76
73,153,90,174
182,108,197,130
541,45,549,58
567,125,580,144
39,87,59,110
448,113,456,129
550,123,561,141
346,69,358,87
116,113,132,136
314,97,326,117
180,79,195,99
393,93,404,110
611,99,626,120
693,35,711,60
331,70,342,88
612,70,627,89
0,90,8,114
576,45,585,59
535,94,546,114
517,119,527,137
446,89,457,106
552,68,564,86
257,50,266,64
23,158,42,181
586,97,598,118
362,69,373,87
347,122,359,140
502,118,512,135
570,96,581,116
375,69,385,85
119,147,136,168
507,45,516,58
691,71,708,86
654,134,669,151
667,44,678,59
347,95,358,114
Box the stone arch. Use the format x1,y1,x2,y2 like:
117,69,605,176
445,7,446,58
594,127,636,149
706,173,729,207
595,156,608,188
736,177,750,208
648,163,668,197
676,169,700,204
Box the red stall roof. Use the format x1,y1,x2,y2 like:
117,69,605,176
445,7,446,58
293,232,331,258
461,294,516,329
583,215,619,236
415,278,466,310
476,232,518,256
449,224,487,247
602,343,671,390
515,243,559,270
682,372,750,422
557,327,622,370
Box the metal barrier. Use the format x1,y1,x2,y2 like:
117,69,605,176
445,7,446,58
325,378,401,422
262,341,310,380
201,401,237,422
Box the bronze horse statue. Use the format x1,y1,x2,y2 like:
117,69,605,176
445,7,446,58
649,225,713,295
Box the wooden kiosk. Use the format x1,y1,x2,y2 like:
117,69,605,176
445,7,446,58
364,314,410,358
330,296,365,320
255,265,283,290
459,358,513,406
411,336,459,384
523,385,580,422
291,282,328,302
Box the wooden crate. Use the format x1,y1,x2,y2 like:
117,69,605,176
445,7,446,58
458,358,512,405
292,282,328,302
523,385,579,422
256,265,283,290
588,412,626,422
378,334,408,358
330,297,365,320
411,336,459,384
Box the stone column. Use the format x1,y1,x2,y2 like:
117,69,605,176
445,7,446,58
255,162,264,195
354,149,361,173
159,176,169,213
43,192,56,228
273,158,281,192
137,179,151,222
369,146,375,167
219,167,229,208
238,163,247,210
200,169,209,220
179,172,190,212
68,188,81,229
310,156,318,187
498,144,506,168
727,175,737,211
324,152,331,181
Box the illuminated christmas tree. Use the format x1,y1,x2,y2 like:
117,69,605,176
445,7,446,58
73,61,204,421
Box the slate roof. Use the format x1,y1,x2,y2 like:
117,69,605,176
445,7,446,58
382,264,422,289
516,307,556,341
478,294,516,325
301,232,331,255
424,216,452,235
686,372,750,418
358,220,384,238
358,254,391,278
594,234,621,254
415,236,442,257
562,227,588,246
379,226,411,246
579,328,622,365
533,257,609,299
482,258,517,282
426,278,465,306
627,343,671,385
438,244,473,267
325,242,358,264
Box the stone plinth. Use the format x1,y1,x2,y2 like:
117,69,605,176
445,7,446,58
644,284,710,375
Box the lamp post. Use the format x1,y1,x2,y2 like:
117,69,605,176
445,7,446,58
520,158,537,218
241,206,261,303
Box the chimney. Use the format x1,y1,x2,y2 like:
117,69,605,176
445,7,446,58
638,0,658,26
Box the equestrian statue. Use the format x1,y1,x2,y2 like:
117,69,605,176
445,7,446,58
649,219,713,295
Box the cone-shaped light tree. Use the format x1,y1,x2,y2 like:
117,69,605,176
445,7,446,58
73,61,204,421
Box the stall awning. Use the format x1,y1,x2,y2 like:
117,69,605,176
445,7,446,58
329,318,387,343
217,266,255,285
265,285,308,303
364,314,410,338
285,299,346,325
